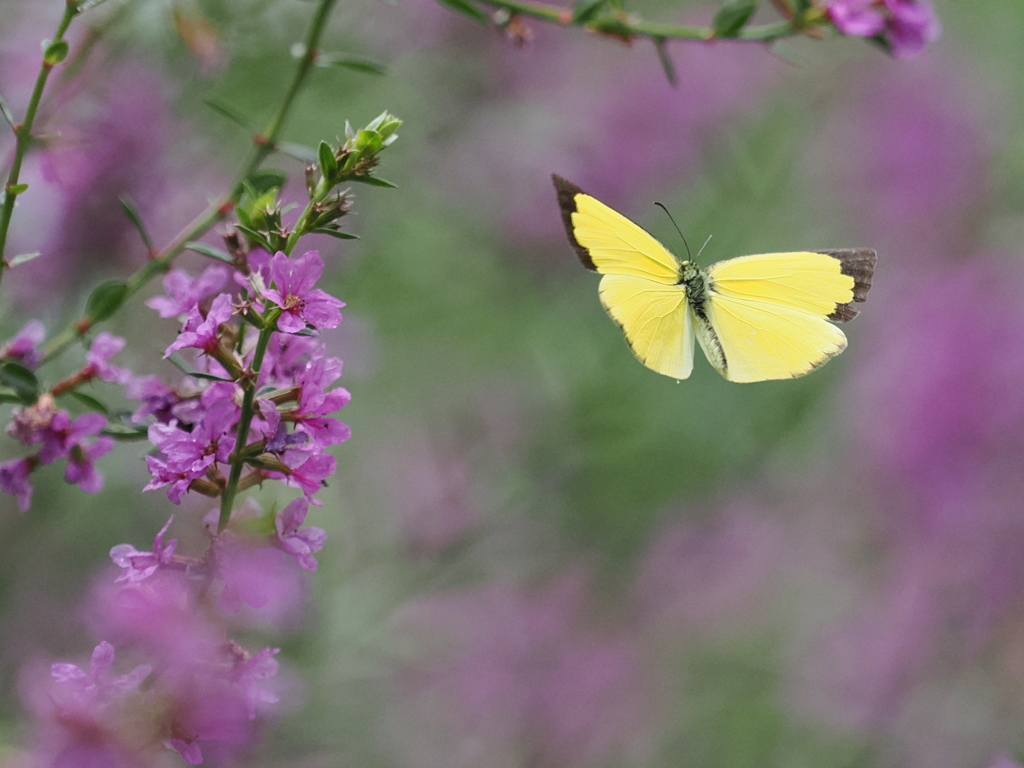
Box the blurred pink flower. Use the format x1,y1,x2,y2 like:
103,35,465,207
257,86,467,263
391,575,652,767
21,641,154,768
827,0,940,58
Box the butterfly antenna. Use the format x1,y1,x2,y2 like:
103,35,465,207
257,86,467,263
654,202,691,260
697,234,713,258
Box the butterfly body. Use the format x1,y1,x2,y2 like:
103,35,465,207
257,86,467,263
553,174,876,383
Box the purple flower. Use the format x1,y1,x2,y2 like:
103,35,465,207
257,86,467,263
0,320,45,369
275,451,335,503
275,497,327,571
143,455,195,504
884,0,942,58
147,265,230,319
827,0,940,58
84,332,131,384
124,374,181,423
6,394,59,446
110,517,178,584
149,400,238,477
23,641,154,768
232,647,280,719
164,292,235,358
263,251,344,333
50,641,152,702
392,576,650,766
827,0,885,35
64,433,115,493
37,411,108,465
0,457,35,511
214,542,307,621
89,574,277,764
259,332,326,387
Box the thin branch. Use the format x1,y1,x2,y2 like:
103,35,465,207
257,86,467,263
39,0,340,365
471,0,823,43
0,0,82,283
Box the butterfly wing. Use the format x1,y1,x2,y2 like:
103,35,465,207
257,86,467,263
554,175,695,379
699,250,876,382
599,274,695,380
553,175,680,284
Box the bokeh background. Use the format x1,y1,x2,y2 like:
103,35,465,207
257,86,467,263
2,0,1024,765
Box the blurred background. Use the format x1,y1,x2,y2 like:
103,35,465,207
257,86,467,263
2,0,1024,765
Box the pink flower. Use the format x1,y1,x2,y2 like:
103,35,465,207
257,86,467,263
263,251,344,333
275,451,335,503
827,0,940,58
64,432,115,493
37,411,108,466
110,517,178,584
147,265,230,319
0,320,45,369
275,497,327,571
0,457,34,511
23,641,153,768
164,292,235,358
84,332,131,385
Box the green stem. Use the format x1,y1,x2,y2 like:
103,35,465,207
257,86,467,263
217,313,278,532
474,0,809,42
37,0,338,365
0,0,81,283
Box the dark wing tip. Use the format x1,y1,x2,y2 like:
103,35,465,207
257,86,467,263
821,248,877,322
552,174,597,271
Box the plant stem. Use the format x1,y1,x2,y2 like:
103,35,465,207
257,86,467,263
217,314,277,532
0,0,81,283
474,0,813,42
38,0,338,365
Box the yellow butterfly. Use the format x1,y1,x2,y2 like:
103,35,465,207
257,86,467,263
553,175,876,383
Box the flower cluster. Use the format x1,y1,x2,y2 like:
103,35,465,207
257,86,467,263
140,249,349,508
0,329,130,511
826,0,941,58
26,246,340,764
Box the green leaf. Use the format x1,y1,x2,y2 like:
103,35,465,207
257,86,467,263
654,37,677,87
321,55,387,75
0,91,15,129
85,280,128,323
8,252,41,267
354,129,383,155
0,388,25,404
366,111,402,141
318,140,338,180
277,142,318,164
309,228,359,240
588,16,632,37
9,183,28,195
234,225,272,252
571,0,604,24
67,391,110,414
166,353,234,382
0,362,40,404
792,0,811,12
119,196,153,250
101,422,150,440
433,0,489,25
712,0,758,38
42,40,69,66
246,168,288,195
202,98,254,131
350,176,397,188
184,241,234,264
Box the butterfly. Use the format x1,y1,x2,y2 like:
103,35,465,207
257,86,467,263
553,175,877,383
